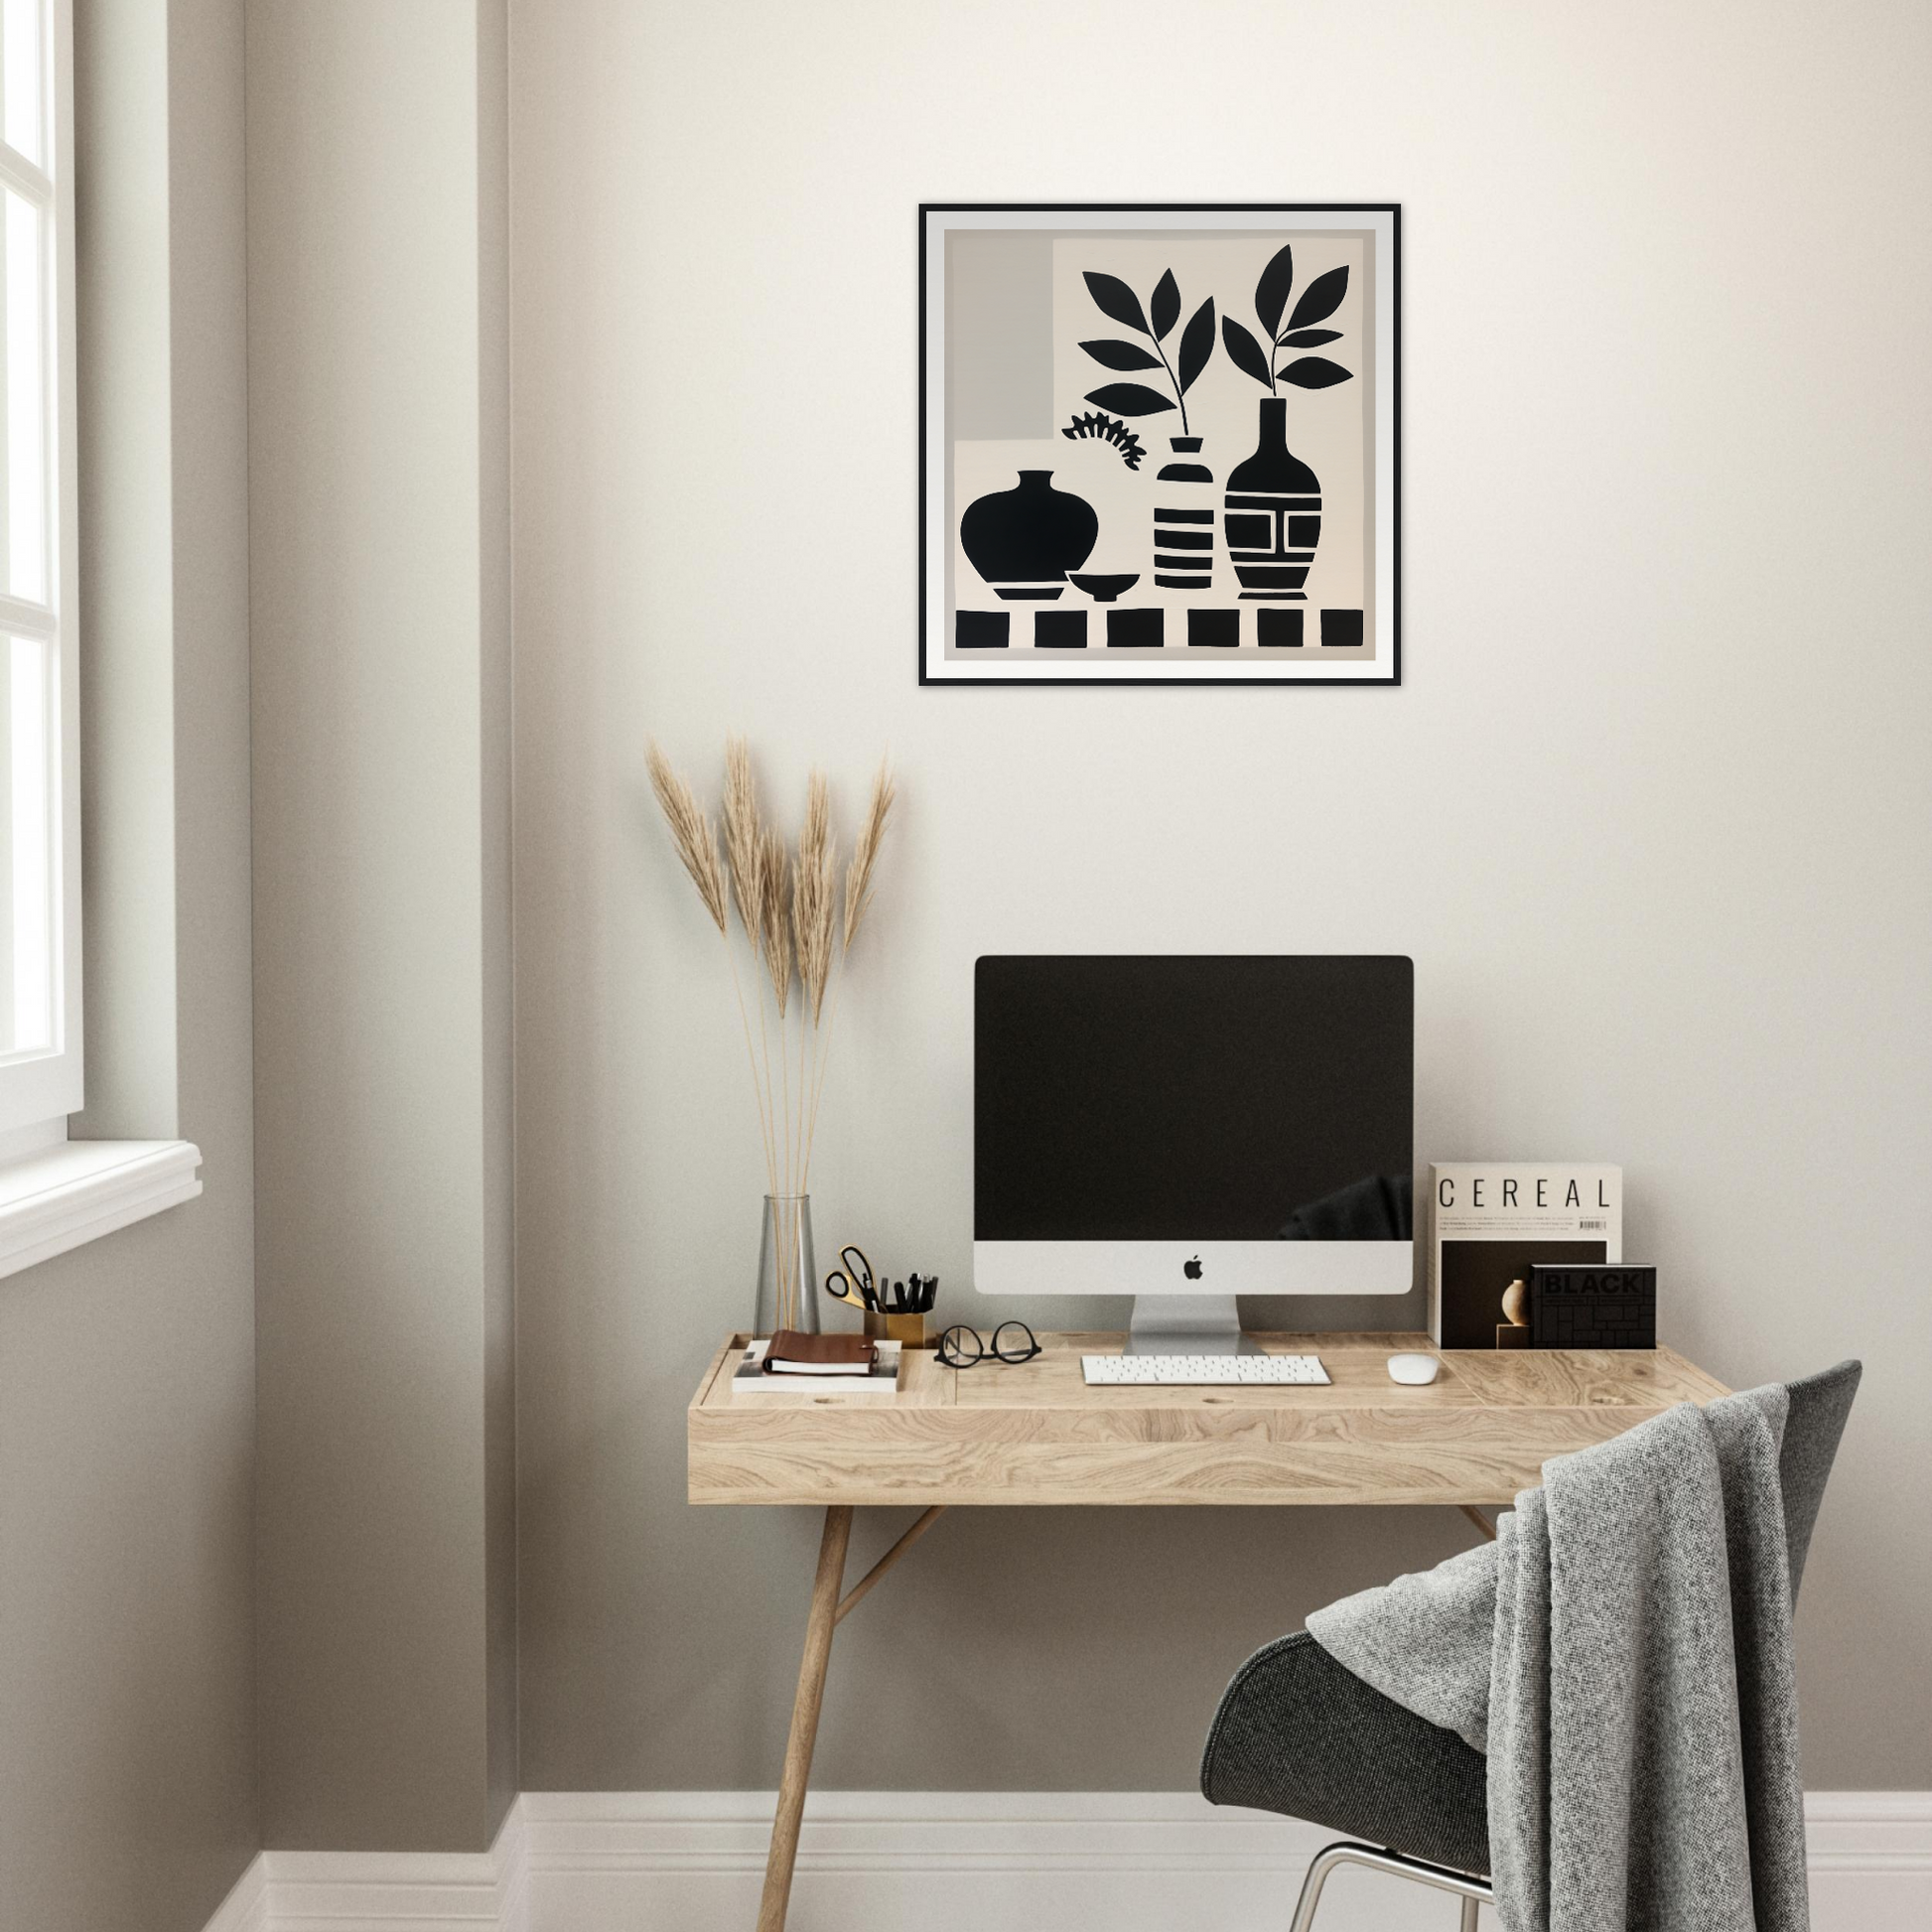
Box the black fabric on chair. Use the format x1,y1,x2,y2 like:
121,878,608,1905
1199,1629,1491,1875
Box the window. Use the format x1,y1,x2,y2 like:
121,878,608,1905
0,0,199,1272
0,0,75,1142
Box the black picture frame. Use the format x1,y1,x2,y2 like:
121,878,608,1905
919,203,1401,688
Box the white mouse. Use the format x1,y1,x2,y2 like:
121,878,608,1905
1387,1352,1442,1386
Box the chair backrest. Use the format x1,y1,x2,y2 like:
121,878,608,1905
1778,1359,1861,1604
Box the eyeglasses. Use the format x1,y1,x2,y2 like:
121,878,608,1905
937,1320,1040,1368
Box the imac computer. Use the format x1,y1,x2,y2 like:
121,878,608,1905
973,955,1414,1354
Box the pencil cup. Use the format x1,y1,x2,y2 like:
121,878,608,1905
866,1310,927,1348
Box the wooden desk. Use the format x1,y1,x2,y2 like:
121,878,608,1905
688,1330,1728,1931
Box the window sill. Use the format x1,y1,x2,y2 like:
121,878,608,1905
0,1140,204,1282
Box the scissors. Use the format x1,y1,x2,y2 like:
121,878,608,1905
824,1244,879,1312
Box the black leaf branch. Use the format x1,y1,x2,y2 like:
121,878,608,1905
1079,269,1215,433
1082,272,1148,335
1220,318,1273,389
1287,267,1350,333
1078,339,1163,372
1225,247,1354,396
1255,243,1296,340
1085,382,1174,418
1175,298,1216,395
1278,356,1352,389
1150,269,1180,343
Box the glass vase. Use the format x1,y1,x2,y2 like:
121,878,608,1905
754,1193,818,1338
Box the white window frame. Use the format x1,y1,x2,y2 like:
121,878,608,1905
0,0,200,1278
0,0,79,1141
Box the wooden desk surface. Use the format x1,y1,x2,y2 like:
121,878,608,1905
687,1331,1729,1508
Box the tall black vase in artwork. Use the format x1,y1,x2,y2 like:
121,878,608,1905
1223,397,1322,601
960,470,1099,602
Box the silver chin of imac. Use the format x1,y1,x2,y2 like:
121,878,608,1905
970,1241,1415,1356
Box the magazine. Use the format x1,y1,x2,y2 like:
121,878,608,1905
1428,1164,1621,1349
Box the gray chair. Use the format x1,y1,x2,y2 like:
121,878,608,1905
1200,1361,1862,1930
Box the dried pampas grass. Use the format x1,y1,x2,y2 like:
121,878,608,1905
793,773,836,1025
645,737,897,1252
759,827,793,1017
844,759,896,950
645,742,727,935
722,736,765,940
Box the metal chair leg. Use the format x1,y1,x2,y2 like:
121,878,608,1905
1286,1844,1347,1932
1288,1841,1493,1932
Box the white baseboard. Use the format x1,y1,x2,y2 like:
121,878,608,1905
201,1789,1932,1932
202,1852,268,1932
201,1808,527,1932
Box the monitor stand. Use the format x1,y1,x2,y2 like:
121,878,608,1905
1124,1294,1258,1356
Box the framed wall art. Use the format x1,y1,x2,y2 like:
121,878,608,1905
919,204,1400,687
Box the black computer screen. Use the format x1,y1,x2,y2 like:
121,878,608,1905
974,956,1414,1241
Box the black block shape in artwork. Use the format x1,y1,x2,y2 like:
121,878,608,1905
959,470,1099,601
1187,609,1240,648
954,610,1011,648
1319,609,1365,649
1224,397,1322,602
1106,608,1165,648
1258,608,1305,646
1034,610,1088,648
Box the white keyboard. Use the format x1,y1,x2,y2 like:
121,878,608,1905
1081,1352,1329,1386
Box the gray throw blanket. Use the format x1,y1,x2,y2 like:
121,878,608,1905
1307,1388,1808,1932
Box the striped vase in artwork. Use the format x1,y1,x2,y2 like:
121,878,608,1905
1152,436,1214,591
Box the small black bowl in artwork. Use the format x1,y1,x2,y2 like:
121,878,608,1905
1069,573,1141,605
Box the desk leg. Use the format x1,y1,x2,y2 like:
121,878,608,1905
757,1504,853,1932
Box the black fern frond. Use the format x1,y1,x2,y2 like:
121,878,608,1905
1061,411,1146,471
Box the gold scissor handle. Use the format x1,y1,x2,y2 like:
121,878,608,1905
824,1242,876,1309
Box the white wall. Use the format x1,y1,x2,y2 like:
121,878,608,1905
510,0,1932,1793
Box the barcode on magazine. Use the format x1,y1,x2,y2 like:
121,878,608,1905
1580,1218,1608,1230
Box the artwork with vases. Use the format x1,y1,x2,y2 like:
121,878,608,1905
921,206,1400,686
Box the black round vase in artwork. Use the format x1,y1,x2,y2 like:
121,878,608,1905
960,470,1099,602
1223,397,1323,601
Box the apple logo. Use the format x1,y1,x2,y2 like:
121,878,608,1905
1183,1255,1203,1280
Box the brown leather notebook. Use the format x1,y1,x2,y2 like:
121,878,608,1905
763,1329,878,1375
